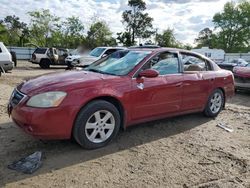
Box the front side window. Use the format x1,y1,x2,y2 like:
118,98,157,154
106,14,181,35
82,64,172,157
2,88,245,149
0,47,2,53
139,52,179,75
89,47,106,57
86,50,151,76
103,49,118,56
181,53,211,71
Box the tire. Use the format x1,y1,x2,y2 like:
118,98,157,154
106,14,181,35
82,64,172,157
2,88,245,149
10,51,17,67
73,100,121,149
39,59,50,69
204,89,224,117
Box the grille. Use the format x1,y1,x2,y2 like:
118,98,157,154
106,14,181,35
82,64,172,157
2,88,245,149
10,89,25,107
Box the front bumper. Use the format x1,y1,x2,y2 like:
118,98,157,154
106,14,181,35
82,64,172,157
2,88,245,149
235,82,250,90
9,99,77,140
0,61,13,71
234,75,250,90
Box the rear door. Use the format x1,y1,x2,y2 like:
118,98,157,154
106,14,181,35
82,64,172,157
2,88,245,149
180,52,214,111
130,51,183,121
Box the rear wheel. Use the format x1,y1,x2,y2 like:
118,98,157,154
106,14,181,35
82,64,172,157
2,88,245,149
73,100,120,149
39,59,50,69
204,89,224,117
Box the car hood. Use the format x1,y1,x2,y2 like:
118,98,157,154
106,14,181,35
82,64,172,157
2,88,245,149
65,55,83,60
79,56,99,65
233,67,250,78
18,71,103,95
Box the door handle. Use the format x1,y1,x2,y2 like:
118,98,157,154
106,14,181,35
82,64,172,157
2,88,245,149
175,83,182,87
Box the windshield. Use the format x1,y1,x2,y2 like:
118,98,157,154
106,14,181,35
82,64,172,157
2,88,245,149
86,50,151,76
89,47,106,57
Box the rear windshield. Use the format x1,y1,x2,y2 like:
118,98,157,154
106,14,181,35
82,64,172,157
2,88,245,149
34,48,47,54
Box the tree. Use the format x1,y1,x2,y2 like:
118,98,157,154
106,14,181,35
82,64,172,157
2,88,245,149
0,15,29,46
62,16,85,48
156,29,179,47
195,28,213,48
121,0,154,45
63,16,84,36
0,23,8,44
28,9,60,47
86,21,116,48
117,31,133,46
212,1,250,52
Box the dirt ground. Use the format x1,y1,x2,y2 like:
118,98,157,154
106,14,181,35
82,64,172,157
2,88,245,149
0,61,249,188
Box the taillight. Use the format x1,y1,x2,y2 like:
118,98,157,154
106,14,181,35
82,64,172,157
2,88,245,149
32,54,36,60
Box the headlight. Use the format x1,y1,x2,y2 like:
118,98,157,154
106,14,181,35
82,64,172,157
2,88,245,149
27,91,67,108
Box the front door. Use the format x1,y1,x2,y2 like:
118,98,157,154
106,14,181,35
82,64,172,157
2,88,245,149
130,51,183,121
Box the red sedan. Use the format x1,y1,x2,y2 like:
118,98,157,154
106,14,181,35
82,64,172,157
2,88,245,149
8,48,234,149
233,64,250,90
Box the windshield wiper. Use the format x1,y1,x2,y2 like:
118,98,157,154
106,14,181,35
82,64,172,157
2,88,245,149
87,68,117,76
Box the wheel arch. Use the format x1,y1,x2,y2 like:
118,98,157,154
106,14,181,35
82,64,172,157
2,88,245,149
40,58,52,64
72,95,126,137
217,87,226,107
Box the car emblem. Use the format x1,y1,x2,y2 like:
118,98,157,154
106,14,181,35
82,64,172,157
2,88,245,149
137,83,144,90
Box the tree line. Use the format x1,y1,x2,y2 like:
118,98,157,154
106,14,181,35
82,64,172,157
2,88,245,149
0,0,249,52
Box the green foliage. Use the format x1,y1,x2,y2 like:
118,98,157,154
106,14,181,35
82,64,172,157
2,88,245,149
195,28,213,48
213,1,250,52
120,0,154,45
28,9,60,47
0,23,8,44
86,21,117,48
0,15,29,46
117,31,133,46
156,29,179,47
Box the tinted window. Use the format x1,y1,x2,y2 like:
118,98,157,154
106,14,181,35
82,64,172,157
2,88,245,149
0,47,2,53
34,48,47,54
140,52,179,75
104,49,118,56
181,53,211,71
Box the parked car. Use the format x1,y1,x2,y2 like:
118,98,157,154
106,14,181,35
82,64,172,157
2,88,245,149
129,45,161,49
233,64,250,90
0,42,14,74
29,47,69,69
217,58,249,71
65,46,126,68
8,48,234,149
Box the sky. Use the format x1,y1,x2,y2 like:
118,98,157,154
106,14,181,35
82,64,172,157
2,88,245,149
0,0,238,45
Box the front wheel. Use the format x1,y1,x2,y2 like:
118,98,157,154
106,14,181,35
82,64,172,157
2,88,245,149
73,100,121,149
204,89,224,117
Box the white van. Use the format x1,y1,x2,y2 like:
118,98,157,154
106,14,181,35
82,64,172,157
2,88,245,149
0,42,14,73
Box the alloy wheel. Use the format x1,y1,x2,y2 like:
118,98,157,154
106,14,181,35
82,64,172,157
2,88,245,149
85,110,115,143
209,92,222,114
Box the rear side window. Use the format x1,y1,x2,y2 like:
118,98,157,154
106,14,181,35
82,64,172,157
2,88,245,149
181,53,212,71
34,48,47,54
0,47,2,53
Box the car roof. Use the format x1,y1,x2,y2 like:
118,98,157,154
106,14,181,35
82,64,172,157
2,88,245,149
127,47,211,61
97,46,127,49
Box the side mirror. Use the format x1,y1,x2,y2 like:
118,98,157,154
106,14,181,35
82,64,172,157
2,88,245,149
138,69,159,78
102,54,108,58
